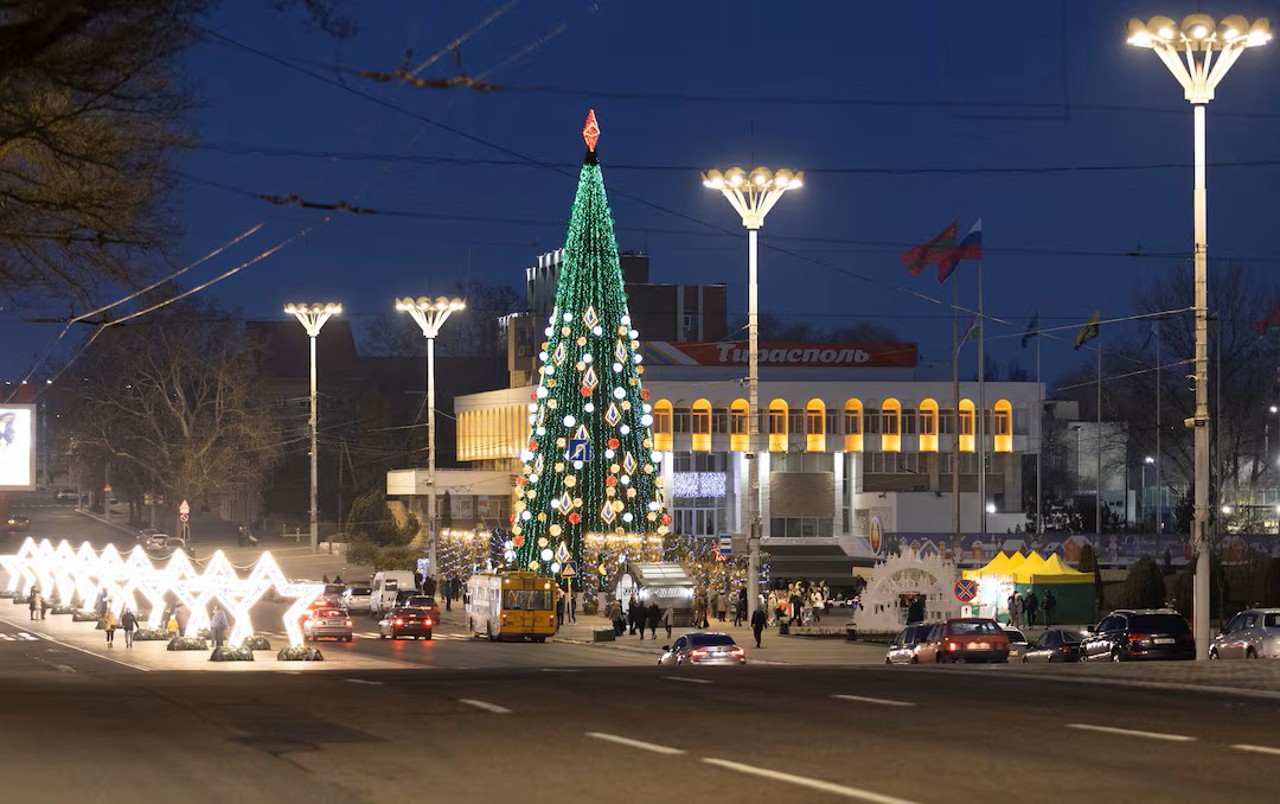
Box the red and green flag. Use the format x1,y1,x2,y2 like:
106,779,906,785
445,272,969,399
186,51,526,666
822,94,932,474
1256,309,1280,337
900,221,956,276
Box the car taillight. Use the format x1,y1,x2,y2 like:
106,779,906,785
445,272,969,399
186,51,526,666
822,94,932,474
947,641,962,651
344,620,353,627
1128,633,1149,643
690,649,708,658
424,619,432,626
394,618,404,626
730,648,744,657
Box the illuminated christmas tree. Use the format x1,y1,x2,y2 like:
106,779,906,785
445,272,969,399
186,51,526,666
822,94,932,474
511,111,670,585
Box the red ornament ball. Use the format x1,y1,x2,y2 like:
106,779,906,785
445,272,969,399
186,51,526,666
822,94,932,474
528,440,538,451
513,534,524,547
515,476,526,486
568,512,581,525
641,389,651,401
661,513,672,526
580,386,592,397
508,514,516,524
605,476,618,487
607,438,620,449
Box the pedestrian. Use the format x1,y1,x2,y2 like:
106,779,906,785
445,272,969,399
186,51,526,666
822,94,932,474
166,610,180,638
555,588,565,625
610,599,626,636
733,595,746,627
1042,590,1057,628
174,602,190,637
28,588,40,621
788,589,803,626
333,573,343,585
661,604,673,639
716,591,727,622
627,594,640,635
751,608,766,648
1025,590,1040,628
101,608,118,647
120,607,138,648
570,590,578,624
210,605,229,648
322,574,330,584
646,602,661,640
1007,593,1021,628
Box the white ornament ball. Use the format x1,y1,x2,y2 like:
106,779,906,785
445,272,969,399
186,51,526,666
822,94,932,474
541,548,553,561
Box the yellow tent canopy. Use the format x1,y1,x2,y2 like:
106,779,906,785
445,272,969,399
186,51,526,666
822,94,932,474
963,551,1023,580
1012,552,1048,584
1019,552,1093,585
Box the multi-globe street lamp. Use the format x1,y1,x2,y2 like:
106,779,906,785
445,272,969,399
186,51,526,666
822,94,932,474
1126,12,1270,660
701,166,803,619
395,296,466,591
285,303,342,553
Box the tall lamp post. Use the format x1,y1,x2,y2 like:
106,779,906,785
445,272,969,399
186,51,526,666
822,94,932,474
1126,13,1270,659
702,166,803,619
285,303,342,553
396,296,466,591
1142,456,1155,529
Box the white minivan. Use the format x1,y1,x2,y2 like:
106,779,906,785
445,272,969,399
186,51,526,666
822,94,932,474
370,571,416,617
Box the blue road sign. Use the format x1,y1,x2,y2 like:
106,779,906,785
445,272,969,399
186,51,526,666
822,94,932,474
954,578,979,603
568,439,591,461
560,561,578,578
718,535,733,556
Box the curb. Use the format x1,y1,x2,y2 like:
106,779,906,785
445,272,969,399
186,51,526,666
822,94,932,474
910,665,1280,702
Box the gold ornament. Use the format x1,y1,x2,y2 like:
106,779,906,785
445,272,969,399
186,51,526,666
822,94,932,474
626,488,637,498
610,463,621,473
556,437,567,448
576,336,587,346
575,361,586,371
636,367,645,375
615,526,625,535
564,475,577,487
617,325,627,335
561,326,571,336
549,524,562,536
643,438,653,448
538,537,549,548
513,524,523,534
573,497,584,508
605,487,616,498
555,462,565,472
646,512,656,522
537,512,547,522
612,500,624,512
657,525,669,535
621,401,631,410
643,465,654,474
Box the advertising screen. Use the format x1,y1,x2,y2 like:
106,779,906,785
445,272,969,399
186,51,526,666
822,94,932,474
0,404,36,491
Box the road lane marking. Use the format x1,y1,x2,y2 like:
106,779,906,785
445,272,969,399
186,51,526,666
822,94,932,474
458,699,511,714
586,732,684,755
0,634,14,641
540,668,579,672
0,618,150,672
1233,744,1280,756
663,675,712,684
701,758,918,803
17,632,39,641
833,694,915,707
344,678,383,686
1066,723,1195,742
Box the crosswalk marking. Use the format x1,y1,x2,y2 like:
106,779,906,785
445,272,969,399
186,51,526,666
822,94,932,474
0,632,41,642
17,632,39,641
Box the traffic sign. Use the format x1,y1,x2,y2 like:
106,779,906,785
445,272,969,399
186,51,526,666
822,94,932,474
179,513,189,524
560,561,578,578
954,578,979,603
179,499,190,515
717,535,733,556
417,558,430,576
567,438,590,461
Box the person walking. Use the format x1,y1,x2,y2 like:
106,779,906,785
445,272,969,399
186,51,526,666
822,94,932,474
28,588,40,621
751,608,767,648
610,598,626,636
166,609,180,638
174,602,190,637
1043,590,1057,628
788,589,803,626
210,605,229,648
569,590,578,624
646,602,661,640
661,604,673,639
627,594,641,635
101,608,118,647
733,593,746,627
120,607,138,648
1024,590,1040,628
716,591,727,622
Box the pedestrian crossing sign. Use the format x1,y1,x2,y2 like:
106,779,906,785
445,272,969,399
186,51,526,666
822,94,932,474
560,561,578,578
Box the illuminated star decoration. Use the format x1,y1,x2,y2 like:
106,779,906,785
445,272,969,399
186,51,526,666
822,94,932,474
583,108,600,152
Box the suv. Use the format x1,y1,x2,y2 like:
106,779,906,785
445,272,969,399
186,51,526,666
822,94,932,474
1081,609,1194,662
885,623,933,664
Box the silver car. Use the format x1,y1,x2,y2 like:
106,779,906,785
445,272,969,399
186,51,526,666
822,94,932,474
1211,609,1280,659
342,585,372,615
885,623,933,664
1003,626,1030,661
658,632,746,666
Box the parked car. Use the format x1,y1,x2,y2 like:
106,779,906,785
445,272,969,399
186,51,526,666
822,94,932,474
136,528,158,543
1081,609,1195,662
303,607,353,642
658,632,746,666
1003,626,1030,662
885,623,933,664
54,488,76,503
915,618,1010,664
1023,628,1084,663
378,606,434,640
342,585,372,615
142,532,170,551
3,514,29,533
1210,609,1280,659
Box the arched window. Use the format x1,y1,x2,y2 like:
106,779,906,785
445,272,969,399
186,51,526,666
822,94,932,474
691,398,712,452
958,399,975,453
652,399,673,452
881,398,901,453
843,399,863,452
919,398,939,453
729,399,749,452
806,399,826,452
768,399,789,452
994,399,1013,453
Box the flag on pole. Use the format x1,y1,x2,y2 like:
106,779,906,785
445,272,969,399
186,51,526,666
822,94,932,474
936,219,983,283
900,221,956,276
1140,320,1158,351
1074,311,1101,350
954,315,980,360
1256,309,1280,337
1021,311,1039,349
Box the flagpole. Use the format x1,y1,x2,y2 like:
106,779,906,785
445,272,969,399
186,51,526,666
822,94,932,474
978,257,987,537
1155,318,1162,534
1036,331,1043,535
1096,341,1103,536
952,268,960,543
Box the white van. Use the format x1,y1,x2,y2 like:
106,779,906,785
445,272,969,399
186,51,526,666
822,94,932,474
370,571,416,617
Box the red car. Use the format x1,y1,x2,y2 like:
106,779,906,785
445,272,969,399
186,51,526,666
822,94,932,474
915,618,1010,664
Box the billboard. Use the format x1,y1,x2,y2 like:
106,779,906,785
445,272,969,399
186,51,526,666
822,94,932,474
0,404,36,491
640,341,918,368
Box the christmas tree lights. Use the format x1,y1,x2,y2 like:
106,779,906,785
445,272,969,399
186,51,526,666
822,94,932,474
511,110,670,585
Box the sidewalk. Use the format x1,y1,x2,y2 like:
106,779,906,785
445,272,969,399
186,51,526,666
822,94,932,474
0,604,403,673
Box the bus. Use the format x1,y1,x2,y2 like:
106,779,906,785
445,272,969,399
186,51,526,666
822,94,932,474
466,571,557,642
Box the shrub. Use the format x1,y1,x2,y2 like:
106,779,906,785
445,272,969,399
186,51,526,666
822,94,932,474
1121,556,1166,609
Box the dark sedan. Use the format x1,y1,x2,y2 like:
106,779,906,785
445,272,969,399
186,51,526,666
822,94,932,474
1023,628,1083,663
378,607,434,640
3,514,29,533
1081,610,1195,662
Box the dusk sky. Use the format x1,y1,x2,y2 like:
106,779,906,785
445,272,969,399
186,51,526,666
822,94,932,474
7,0,1280,387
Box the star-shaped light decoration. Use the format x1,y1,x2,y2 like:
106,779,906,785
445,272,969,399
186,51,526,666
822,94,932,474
582,108,600,152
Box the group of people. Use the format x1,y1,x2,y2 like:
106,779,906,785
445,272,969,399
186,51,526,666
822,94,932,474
26,587,48,620
767,581,830,627
691,587,742,628
605,595,674,640
1007,589,1057,628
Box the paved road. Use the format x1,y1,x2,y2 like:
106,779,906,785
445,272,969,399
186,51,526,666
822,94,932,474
2,629,1279,804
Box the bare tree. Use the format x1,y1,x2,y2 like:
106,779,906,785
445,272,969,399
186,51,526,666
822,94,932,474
65,301,281,516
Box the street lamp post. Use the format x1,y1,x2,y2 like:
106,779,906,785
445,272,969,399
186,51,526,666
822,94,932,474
702,166,803,619
396,296,465,592
1126,12,1270,660
1143,456,1155,529
286,303,342,553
